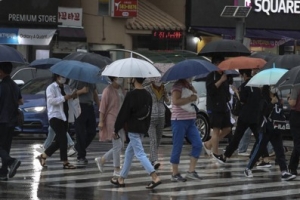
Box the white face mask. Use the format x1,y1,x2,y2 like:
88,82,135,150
58,77,66,84
153,82,162,87
115,78,123,85
270,86,278,94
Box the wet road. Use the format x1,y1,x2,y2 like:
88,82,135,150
0,134,300,200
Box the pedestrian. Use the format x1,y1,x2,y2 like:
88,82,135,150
144,77,170,169
244,85,296,181
288,86,300,176
36,74,78,169
169,78,202,182
0,62,22,181
202,56,232,160
70,80,100,165
110,77,161,189
95,76,125,177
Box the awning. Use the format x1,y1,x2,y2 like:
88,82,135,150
57,27,87,42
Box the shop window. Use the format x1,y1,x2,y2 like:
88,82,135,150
36,50,49,60
99,0,109,16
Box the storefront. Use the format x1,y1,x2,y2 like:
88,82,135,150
186,0,300,54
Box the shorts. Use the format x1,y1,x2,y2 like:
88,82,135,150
209,111,231,129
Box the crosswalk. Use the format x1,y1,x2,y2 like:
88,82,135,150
4,140,300,199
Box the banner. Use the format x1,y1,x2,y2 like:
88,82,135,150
0,28,56,45
110,0,138,18
58,7,83,27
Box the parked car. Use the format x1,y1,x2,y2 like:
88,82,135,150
15,76,107,135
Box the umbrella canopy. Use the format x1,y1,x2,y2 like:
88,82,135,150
275,65,300,90
160,59,218,82
198,39,251,57
261,54,300,70
246,67,288,87
0,45,27,64
101,57,161,78
50,60,103,84
218,56,267,70
63,52,112,69
249,51,278,62
29,58,61,69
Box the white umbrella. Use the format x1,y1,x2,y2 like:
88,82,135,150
101,58,161,78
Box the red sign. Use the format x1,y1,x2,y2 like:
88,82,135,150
111,0,138,18
152,31,183,40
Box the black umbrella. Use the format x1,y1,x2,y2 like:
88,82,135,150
198,39,251,57
63,52,112,69
249,51,278,62
275,65,300,90
261,54,300,70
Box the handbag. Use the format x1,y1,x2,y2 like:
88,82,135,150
180,87,199,113
268,103,288,133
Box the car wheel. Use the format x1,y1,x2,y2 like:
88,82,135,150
195,113,210,141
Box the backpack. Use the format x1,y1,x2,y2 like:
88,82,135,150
266,102,288,133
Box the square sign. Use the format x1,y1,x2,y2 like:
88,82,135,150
110,0,138,18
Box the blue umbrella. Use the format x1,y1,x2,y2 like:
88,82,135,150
29,58,61,69
50,60,104,84
161,59,218,82
0,45,27,64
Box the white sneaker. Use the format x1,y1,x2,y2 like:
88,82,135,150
202,142,211,155
95,157,104,173
113,171,120,177
244,169,253,178
67,146,77,157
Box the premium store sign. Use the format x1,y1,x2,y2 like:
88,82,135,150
110,0,138,17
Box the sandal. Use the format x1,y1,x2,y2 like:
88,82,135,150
146,181,162,189
110,178,125,187
36,154,46,167
63,162,76,169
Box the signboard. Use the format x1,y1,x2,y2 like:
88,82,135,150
110,0,138,18
58,7,83,27
0,28,56,45
152,31,183,40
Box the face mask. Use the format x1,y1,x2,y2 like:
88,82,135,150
58,77,66,84
270,86,278,94
153,82,162,87
115,78,123,85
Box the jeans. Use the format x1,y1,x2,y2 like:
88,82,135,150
0,124,15,176
43,126,74,149
120,132,154,178
238,128,252,153
170,119,202,164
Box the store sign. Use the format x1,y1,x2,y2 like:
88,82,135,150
152,31,183,40
58,7,82,27
253,0,300,15
110,0,138,17
250,38,291,47
0,28,56,45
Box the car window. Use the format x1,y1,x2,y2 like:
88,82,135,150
192,81,206,97
11,68,36,83
21,78,52,95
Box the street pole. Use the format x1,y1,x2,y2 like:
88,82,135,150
235,0,245,43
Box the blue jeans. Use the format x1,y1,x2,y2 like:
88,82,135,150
170,119,202,164
43,126,74,149
120,132,154,178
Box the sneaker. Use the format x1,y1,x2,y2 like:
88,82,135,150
77,158,88,166
95,157,104,172
281,172,296,181
289,169,298,176
171,173,187,182
8,159,21,178
202,142,211,155
212,153,226,164
244,168,253,178
67,146,77,157
256,161,272,169
185,171,202,180
152,161,160,170
238,152,250,157
113,171,120,177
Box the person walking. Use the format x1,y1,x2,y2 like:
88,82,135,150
144,77,170,169
288,87,300,176
244,85,295,181
70,80,100,165
0,62,22,181
110,77,161,189
95,76,125,177
169,78,202,182
36,74,78,169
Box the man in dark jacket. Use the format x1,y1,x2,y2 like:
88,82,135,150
0,62,22,181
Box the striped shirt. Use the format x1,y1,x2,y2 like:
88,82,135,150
171,82,196,120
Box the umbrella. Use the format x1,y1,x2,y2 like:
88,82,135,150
198,39,251,57
275,65,300,90
101,57,161,78
246,66,288,87
261,54,300,70
63,52,112,69
50,60,103,84
160,59,218,82
218,56,267,70
29,58,61,69
249,51,278,62
0,45,27,64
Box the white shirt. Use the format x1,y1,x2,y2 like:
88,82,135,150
46,82,81,122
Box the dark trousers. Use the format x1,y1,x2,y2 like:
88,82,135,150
247,128,287,171
224,118,269,158
289,110,300,171
75,104,96,159
0,124,14,176
45,118,68,161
